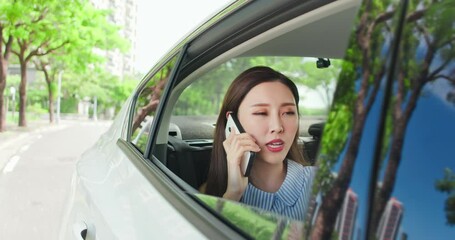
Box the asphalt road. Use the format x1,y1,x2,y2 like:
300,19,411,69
0,120,111,240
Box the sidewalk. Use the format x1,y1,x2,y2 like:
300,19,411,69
0,120,52,148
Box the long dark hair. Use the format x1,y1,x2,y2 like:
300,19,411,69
205,66,306,197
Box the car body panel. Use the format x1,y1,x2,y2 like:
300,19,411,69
60,98,208,239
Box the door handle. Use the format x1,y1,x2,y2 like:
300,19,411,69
81,229,87,240
73,221,92,240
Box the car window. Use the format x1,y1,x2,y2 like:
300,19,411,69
130,55,178,153
156,56,343,237
142,0,454,239
371,1,455,239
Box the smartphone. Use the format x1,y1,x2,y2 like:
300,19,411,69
225,113,256,177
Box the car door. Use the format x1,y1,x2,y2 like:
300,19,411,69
62,51,215,239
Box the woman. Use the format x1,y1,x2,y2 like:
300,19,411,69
205,66,316,221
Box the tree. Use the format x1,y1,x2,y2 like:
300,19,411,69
0,0,20,131
132,62,174,132
371,0,455,232
10,0,66,126
310,1,396,238
10,0,128,126
30,1,128,124
298,59,342,112
310,0,455,238
33,56,57,123
435,168,455,226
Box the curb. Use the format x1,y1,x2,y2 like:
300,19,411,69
0,120,51,149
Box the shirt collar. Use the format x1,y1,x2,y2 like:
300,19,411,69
276,160,304,206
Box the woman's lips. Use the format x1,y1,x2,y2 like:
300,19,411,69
266,139,284,152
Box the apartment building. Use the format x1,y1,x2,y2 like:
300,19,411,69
91,0,138,77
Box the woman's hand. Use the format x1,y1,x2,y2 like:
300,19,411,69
222,129,260,201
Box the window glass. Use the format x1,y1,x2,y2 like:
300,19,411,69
130,56,178,153
372,1,455,239
308,1,403,239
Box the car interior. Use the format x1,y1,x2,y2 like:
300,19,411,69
149,0,360,191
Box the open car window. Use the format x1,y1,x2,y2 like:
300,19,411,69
146,0,364,238
150,56,343,237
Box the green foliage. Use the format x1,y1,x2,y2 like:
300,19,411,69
173,57,340,116
27,85,47,103
27,102,47,115
300,108,327,116
197,194,300,239
61,69,136,115
61,96,78,113
1,0,131,124
5,75,20,90
173,61,240,115
435,168,455,226
312,55,356,194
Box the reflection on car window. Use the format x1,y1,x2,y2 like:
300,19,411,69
308,1,403,239
130,56,178,153
196,193,306,239
372,1,455,239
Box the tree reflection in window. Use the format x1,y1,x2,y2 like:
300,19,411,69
130,57,177,152
309,0,455,239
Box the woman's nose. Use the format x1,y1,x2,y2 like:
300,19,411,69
270,117,284,133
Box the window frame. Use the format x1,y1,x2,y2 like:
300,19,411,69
121,45,250,238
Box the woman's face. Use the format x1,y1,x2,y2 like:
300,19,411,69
237,81,299,165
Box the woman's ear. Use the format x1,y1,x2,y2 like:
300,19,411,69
226,111,233,119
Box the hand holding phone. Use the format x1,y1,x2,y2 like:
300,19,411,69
225,113,256,177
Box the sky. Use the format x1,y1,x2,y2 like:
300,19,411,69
134,0,233,74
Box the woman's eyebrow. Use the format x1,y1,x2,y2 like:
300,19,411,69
281,102,296,107
250,102,296,107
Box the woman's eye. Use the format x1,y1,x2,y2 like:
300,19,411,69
253,112,267,116
283,111,296,116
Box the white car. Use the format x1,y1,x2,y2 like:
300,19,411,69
60,0,455,239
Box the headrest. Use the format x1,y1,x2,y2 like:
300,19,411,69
308,122,325,139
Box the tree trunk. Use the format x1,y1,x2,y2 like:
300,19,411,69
311,112,367,239
48,88,54,123
371,75,427,234
0,32,12,132
0,62,6,132
132,77,167,132
44,70,54,123
18,59,28,127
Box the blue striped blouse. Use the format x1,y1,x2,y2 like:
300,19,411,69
240,159,316,221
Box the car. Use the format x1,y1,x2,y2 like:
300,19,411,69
60,0,455,239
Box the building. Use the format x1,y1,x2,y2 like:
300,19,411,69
376,197,403,240
335,188,359,240
90,0,138,77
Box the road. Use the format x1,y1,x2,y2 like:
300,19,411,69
0,120,111,240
